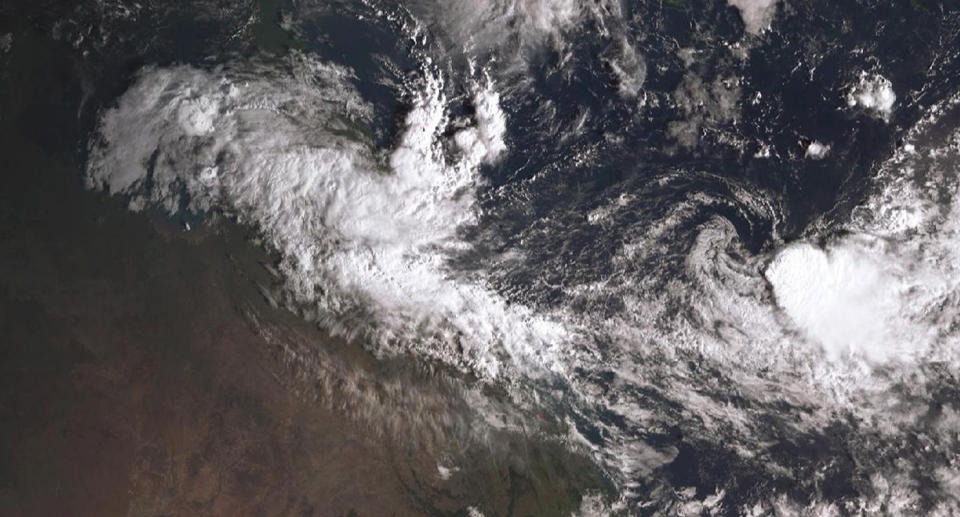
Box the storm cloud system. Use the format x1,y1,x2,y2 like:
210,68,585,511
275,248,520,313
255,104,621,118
3,1,960,516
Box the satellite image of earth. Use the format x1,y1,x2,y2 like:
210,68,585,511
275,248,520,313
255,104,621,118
2,0,960,515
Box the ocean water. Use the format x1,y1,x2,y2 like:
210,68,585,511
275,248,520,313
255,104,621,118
7,0,960,515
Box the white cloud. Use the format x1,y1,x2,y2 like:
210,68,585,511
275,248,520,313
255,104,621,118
765,237,917,362
606,36,647,99
0,33,12,54
454,83,508,164
727,0,780,35
436,463,459,480
847,72,896,121
84,38,960,512
411,0,583,54
87,55,568,380
767,92,960,366
805,140,830,159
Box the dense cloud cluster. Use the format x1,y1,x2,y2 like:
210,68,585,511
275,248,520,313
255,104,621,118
85,1,960,514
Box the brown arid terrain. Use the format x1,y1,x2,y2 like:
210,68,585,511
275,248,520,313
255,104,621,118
0,18,607,517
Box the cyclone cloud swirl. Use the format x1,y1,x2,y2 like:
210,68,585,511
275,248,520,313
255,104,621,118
85,2,960,515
